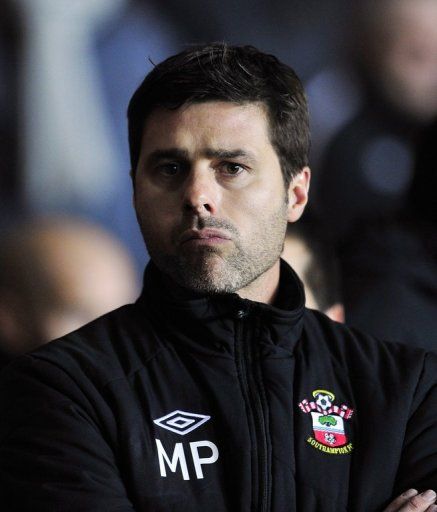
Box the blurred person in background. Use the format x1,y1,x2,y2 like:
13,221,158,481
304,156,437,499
282,222,344,322
0,217,139,367
341,119,437,351
313,0,437,241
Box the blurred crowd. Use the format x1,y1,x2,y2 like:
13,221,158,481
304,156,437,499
0,0,436,363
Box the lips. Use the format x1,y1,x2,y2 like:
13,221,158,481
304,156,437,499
180,229,232,244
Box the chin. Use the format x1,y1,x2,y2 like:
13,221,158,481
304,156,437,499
177,264,237,295
153,249,246,295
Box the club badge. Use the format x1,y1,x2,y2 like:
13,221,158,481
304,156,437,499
298,389,354,455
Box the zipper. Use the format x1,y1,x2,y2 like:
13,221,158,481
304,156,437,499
235,305,271,512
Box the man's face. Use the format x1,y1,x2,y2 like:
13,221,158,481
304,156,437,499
133,101,307,297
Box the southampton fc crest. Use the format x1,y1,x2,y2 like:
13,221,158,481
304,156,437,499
298,389,354,455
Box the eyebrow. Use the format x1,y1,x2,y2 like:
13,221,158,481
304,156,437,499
146,149,189,166
202,149,257,162
146,148,257,166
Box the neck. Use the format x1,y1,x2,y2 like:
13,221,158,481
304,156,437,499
236,260,281,304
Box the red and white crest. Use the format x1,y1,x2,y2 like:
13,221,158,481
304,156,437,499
299,389,354,454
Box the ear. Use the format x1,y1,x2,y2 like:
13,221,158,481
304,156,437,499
287,167,311,223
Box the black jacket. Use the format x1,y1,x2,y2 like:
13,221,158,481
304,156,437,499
1,261,436,511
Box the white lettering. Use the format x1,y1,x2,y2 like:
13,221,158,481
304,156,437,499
189,441,219,479
155,439,190,480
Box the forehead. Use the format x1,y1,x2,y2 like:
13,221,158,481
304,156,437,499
139,101,272,153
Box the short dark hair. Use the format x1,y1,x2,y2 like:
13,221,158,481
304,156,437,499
127,43,310,186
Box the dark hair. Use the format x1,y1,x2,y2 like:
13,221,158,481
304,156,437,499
127,43,310,186
285,222,342,312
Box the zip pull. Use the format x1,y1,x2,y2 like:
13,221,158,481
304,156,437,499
234,305,249,320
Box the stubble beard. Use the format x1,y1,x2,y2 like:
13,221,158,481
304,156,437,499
141,202,289,295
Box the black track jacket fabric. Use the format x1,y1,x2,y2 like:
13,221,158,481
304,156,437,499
1,261,437,511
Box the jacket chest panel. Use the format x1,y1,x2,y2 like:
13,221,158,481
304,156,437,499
117,356,252,510
114,343,301,511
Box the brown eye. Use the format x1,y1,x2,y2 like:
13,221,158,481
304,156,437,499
158,163,181,177
222,163,245,175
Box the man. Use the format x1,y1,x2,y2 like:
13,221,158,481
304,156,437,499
282,222,344,322
0,44,436,511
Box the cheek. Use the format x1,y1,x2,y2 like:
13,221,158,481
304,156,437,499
228,182,285,216
225,192,285,238
135,194,173,243
135,183,178,221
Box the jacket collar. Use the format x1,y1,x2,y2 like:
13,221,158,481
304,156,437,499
137,259,305,356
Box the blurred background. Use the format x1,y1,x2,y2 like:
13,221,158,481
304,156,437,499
0,0,436,361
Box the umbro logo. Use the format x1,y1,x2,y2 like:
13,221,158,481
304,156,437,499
153,410,211,436
153,410,218,480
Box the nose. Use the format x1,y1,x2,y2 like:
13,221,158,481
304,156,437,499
182,166,219,216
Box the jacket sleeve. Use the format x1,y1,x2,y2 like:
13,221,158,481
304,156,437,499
393,351,437,495
0,355,136,512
